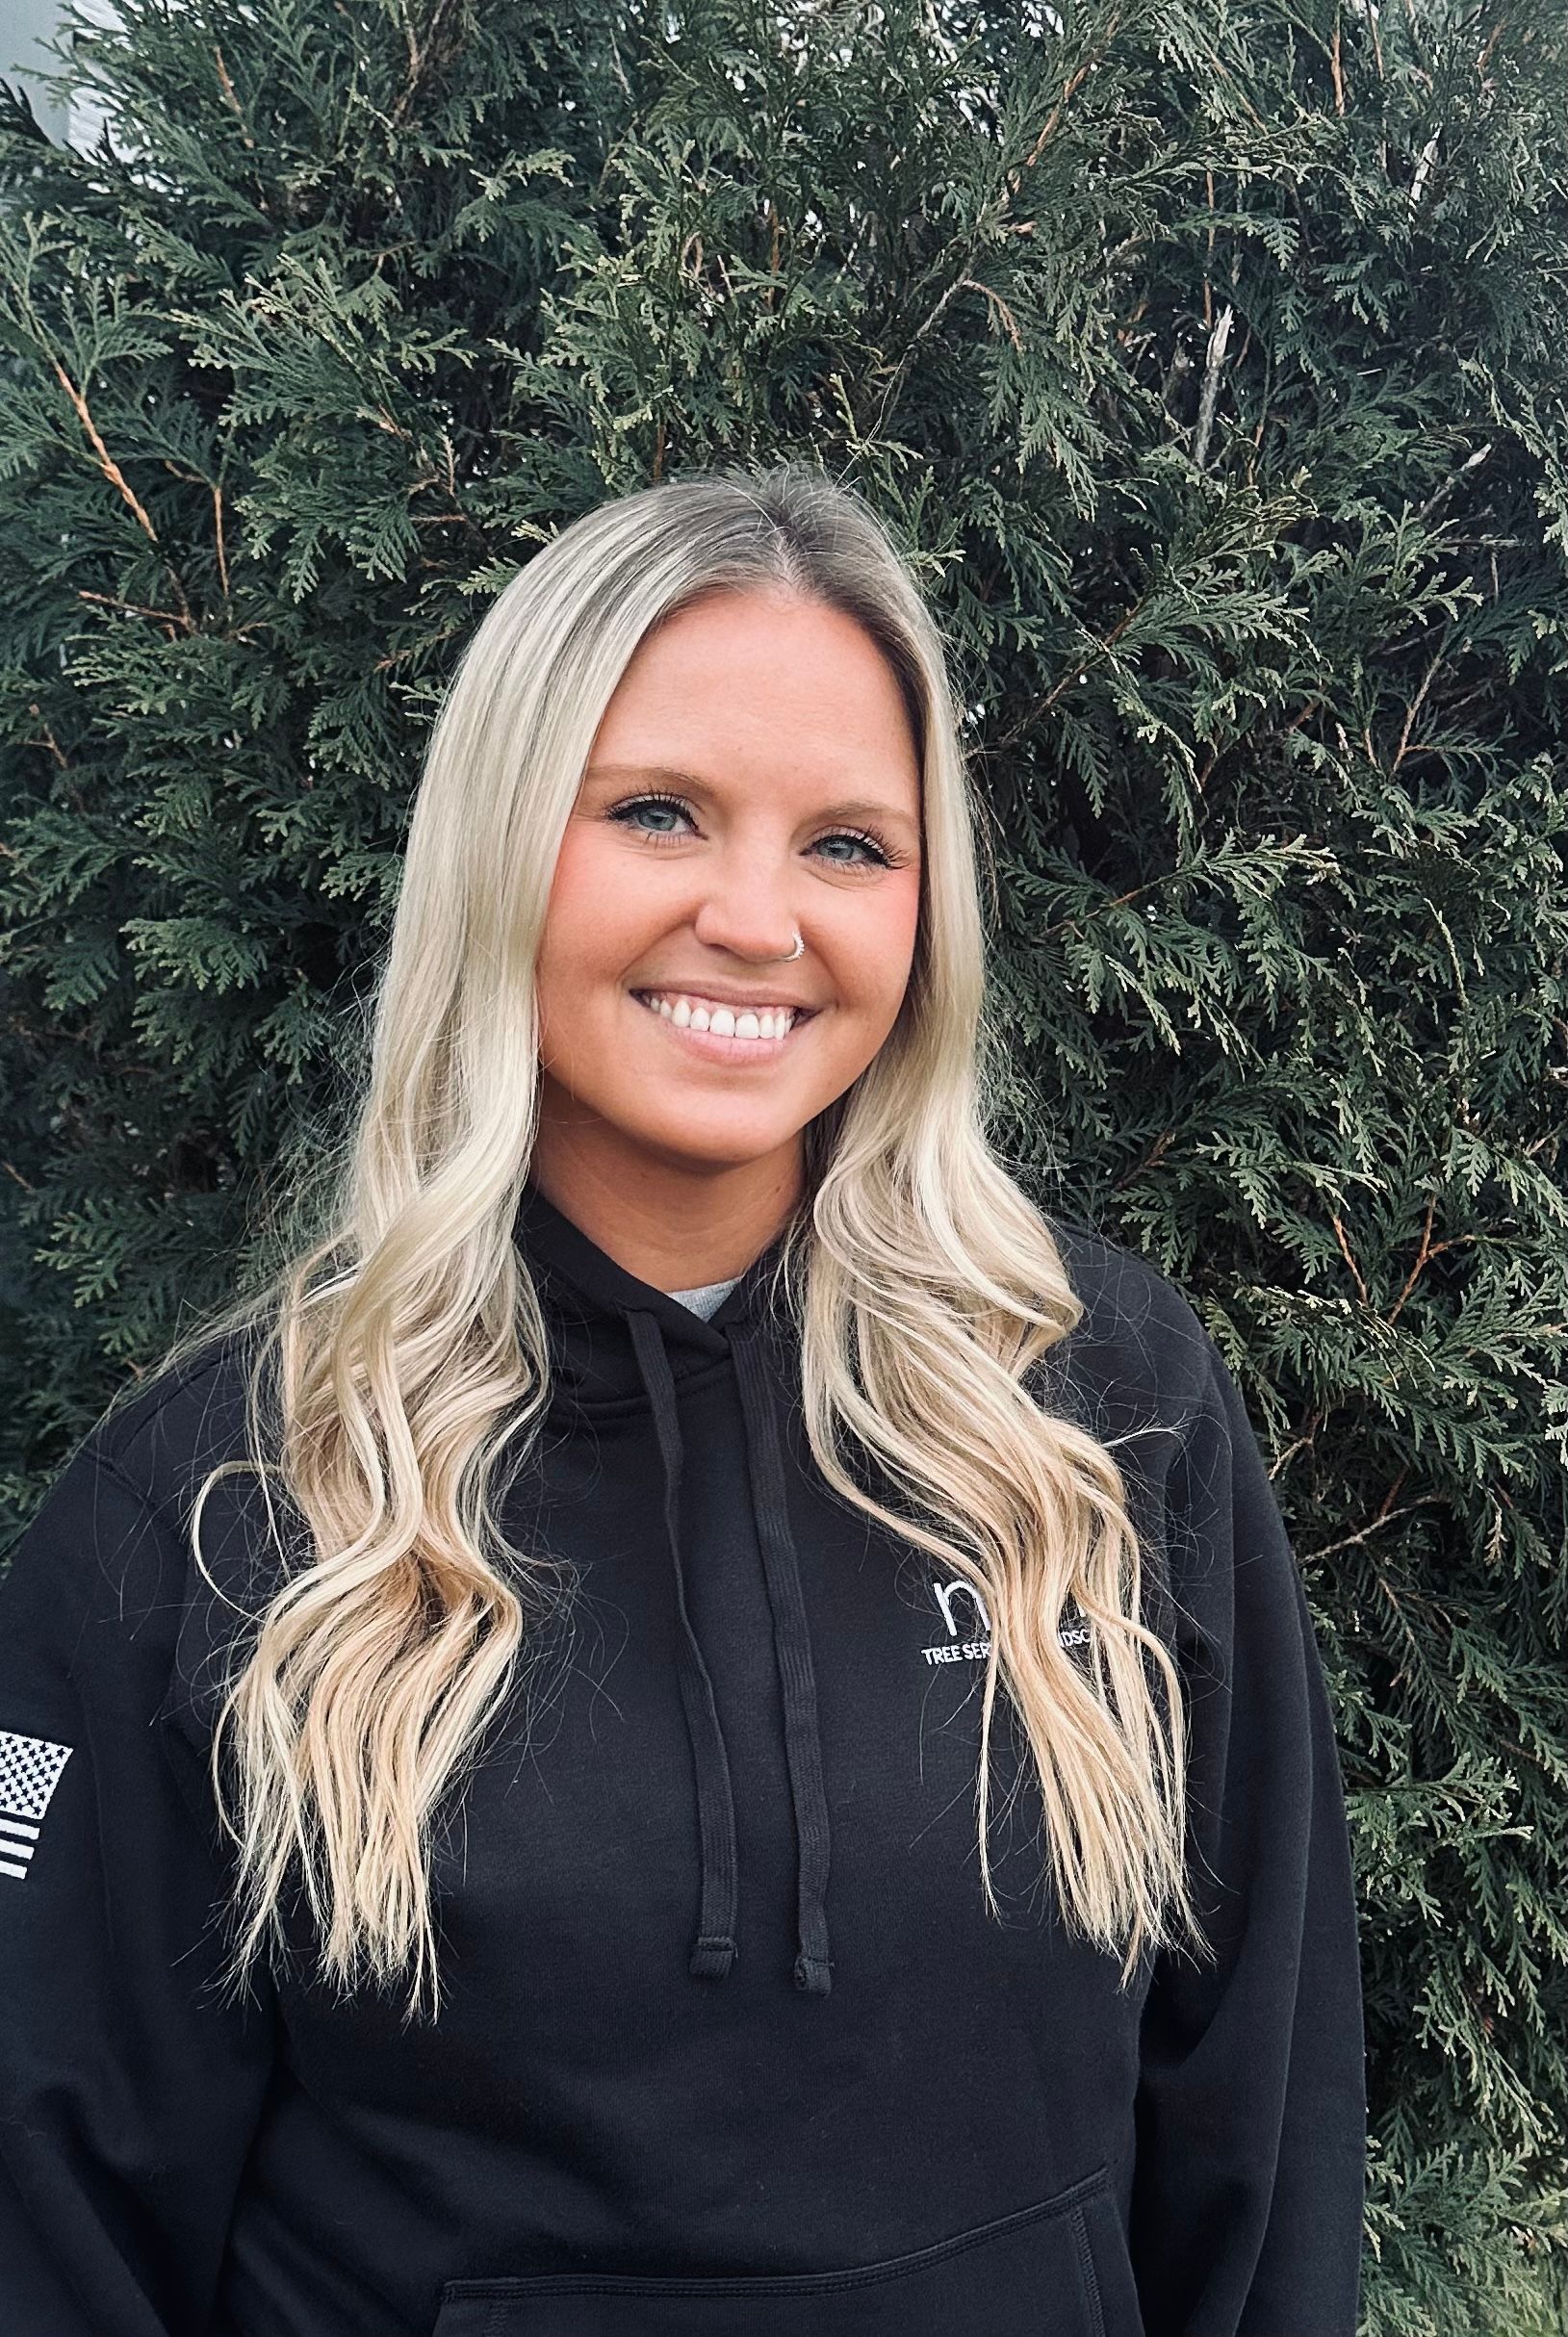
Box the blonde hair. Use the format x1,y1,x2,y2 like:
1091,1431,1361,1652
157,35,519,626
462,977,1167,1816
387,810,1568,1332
127,459,1202,2023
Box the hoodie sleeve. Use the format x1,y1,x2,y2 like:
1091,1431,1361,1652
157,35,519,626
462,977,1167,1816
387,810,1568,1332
0,1433,279,2336
1130,1332,1367,2336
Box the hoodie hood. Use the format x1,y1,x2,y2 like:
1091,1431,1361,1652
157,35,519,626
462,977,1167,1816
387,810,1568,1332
511,1176,834,1994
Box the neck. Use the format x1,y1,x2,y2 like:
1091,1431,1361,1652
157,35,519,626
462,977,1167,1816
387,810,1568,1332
525,1136,805,1292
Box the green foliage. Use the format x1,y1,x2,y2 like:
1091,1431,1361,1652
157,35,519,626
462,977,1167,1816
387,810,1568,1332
1,0,1565,2325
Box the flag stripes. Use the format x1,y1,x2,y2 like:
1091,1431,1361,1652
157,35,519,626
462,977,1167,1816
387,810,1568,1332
0,1731,72,1883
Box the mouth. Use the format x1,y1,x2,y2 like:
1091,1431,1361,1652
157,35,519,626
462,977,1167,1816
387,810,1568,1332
628,988,819,1065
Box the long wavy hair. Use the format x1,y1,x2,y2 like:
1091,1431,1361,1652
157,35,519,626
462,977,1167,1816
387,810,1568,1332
128,459,1203,2023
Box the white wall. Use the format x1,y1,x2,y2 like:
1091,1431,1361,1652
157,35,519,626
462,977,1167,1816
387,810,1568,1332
1,0,121,150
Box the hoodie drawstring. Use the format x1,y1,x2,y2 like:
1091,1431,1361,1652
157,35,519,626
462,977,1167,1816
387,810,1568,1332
626,1311,740,1983
626,1309,834,1997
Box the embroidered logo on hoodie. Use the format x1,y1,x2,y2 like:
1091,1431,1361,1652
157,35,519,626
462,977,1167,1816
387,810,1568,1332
0,1730,73,1882
921,1577,1092,1665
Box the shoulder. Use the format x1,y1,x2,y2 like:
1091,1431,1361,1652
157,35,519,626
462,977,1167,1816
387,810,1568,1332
1040,1210,1221,1438
89,1323,271,1518
1038,1218,1294,1651
4,1326,286,1703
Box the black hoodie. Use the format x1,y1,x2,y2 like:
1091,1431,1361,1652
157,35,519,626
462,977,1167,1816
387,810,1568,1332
0,1181,1366,2336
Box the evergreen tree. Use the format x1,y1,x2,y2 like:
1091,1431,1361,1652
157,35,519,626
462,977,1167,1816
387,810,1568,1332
2,1,1564,2327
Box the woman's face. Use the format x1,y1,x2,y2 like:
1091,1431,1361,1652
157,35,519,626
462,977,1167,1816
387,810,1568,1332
532,588,923,1213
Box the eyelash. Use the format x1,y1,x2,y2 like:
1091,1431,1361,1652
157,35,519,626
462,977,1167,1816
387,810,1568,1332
606,791,902,870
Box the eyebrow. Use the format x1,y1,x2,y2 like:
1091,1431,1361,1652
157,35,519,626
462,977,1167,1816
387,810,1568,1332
583,763,921,839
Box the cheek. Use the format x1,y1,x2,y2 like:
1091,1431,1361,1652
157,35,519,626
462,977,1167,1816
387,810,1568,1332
832,885,920,1016
536,828,645,992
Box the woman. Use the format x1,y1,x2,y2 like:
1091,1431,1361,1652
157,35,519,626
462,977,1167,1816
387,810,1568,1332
0,462,1366,2335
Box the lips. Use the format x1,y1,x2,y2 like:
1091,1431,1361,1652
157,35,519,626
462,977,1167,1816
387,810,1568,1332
630,989,818,1019
627,989,813,1059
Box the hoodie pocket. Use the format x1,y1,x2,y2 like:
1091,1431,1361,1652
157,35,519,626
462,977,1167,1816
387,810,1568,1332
1075,2175,1146,2337
434,2164,1124,2336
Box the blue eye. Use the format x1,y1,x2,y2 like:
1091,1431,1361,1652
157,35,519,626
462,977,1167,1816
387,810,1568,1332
611,794,690,839
606,791,896,869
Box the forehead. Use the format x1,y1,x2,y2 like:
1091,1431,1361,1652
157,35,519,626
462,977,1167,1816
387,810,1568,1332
593,595,922,759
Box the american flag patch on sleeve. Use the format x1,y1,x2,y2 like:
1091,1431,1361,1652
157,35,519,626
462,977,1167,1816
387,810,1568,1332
0,1729,74,1882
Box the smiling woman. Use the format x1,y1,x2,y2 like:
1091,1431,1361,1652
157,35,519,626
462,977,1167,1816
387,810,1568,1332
0,460,1366,2337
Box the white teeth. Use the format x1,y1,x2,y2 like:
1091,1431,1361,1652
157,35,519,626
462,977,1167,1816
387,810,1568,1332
636,990,797,1040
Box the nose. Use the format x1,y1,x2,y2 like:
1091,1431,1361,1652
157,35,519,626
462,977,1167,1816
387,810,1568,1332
689,880,804,965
